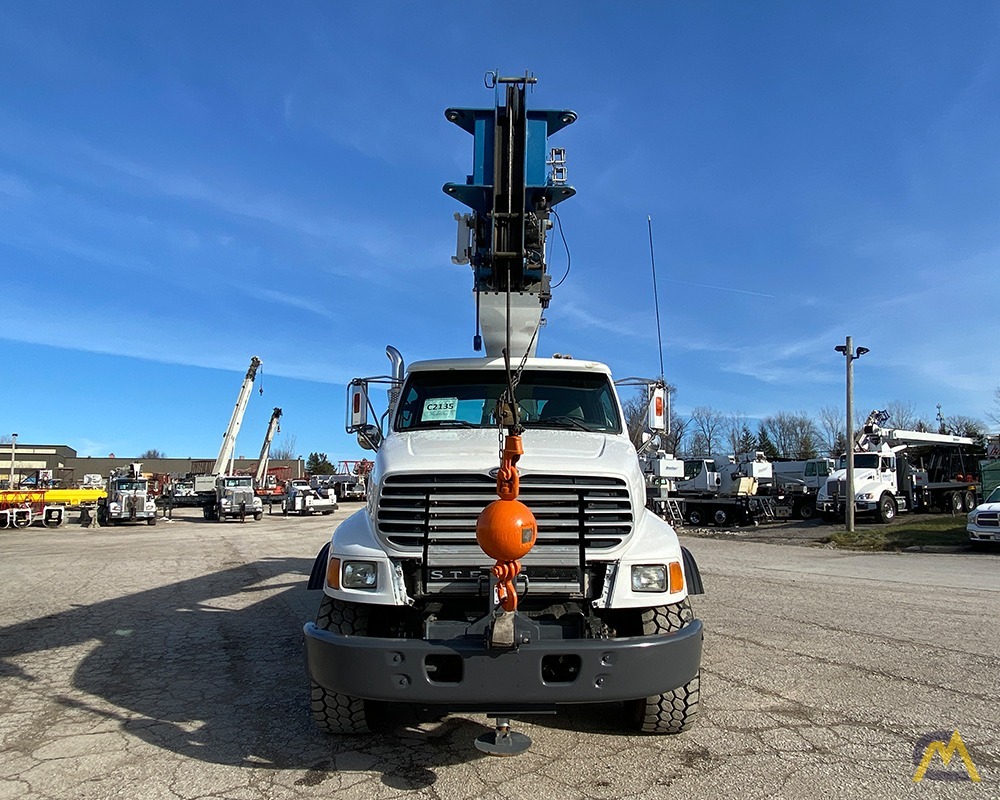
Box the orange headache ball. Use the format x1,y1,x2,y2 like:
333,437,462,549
476,498,537,562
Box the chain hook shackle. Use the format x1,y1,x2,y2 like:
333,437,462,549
476,434,537,612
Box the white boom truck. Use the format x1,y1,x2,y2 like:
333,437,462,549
817,410,980,523
196,356,265,522
97,463,157,526
303,75,704,751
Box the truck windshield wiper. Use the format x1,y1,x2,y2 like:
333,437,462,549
530,416,594,432
412,419,477,429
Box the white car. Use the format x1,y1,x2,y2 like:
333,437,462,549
967,486,1000,545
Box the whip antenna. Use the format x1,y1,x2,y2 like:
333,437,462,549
648,215,666,382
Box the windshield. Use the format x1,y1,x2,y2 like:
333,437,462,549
224,477,252,488
114,480,145,491
986,487,1000,503
394,369,622,433
837,454,880,470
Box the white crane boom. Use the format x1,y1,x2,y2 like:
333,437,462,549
212,356,262,476
254,407,283,486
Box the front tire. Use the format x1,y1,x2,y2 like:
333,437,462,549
798,502,815,520
878,493,897,524
687,508,704,526
623,600,700,734
311,597,372,734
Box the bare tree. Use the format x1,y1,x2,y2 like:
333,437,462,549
989,387,1000,427
687,431,710,457
621,386,684,454
664,412,688,457
270,433,298,461
883,400,922,430
690,406,726,456
762,412,819,459
945,415,987,441
621,394,647,449
817,405,844,457
138,449,166,459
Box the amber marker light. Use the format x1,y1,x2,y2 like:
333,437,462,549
668,561,685,594
326,557,341,590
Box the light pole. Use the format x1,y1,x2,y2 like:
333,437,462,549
9,433,17,490
835,338,869,532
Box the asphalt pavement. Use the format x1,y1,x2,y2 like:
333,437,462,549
0,505,996,799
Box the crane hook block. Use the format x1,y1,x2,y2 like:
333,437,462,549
476,499,537,563
476,433,537,612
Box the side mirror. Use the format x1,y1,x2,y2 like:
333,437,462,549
346,379,369,433
357,425,383,452
646,385,667,433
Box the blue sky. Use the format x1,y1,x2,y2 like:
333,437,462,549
2,1,999,461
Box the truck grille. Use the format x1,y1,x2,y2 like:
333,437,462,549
377,473,632,555
230,489,254,506
975,511,999,528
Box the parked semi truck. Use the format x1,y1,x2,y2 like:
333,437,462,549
97,463,157,526
817,410,981,523
303,75,704,750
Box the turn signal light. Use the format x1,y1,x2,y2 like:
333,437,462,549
668,561,685,594
326,557,341,590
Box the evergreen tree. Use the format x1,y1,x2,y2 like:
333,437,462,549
306,452,336,475
756,424,779,460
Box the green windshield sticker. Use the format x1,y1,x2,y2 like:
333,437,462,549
422,397,459,421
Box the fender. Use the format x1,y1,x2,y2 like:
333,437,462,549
307,541,330,590
603,509,693,609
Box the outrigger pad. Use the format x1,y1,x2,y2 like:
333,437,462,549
475,722,532,757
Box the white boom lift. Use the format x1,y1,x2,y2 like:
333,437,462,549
212,356,262,476
254,406,283,487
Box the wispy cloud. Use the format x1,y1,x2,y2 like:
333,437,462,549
244,287,333,318
662,277,776,299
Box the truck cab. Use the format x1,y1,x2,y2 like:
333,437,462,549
206,475,263,521
817,449,902,522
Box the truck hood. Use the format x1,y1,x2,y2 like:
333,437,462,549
379,428,636,477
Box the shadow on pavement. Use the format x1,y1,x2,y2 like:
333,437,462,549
0,557,487,788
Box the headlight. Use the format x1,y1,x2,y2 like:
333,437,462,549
631,564,667,592
860,492,875,500
968,512,977,524
342,561,378,589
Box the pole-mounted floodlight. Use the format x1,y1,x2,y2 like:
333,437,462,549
836,339,868,533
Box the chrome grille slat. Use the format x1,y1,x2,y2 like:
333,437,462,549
378,472,632,552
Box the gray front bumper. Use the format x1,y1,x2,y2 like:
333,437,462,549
304,619,703,707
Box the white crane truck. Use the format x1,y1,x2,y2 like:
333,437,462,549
303,75,704,749
817,410,981,523
97,463,157,526
196,356,265,522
